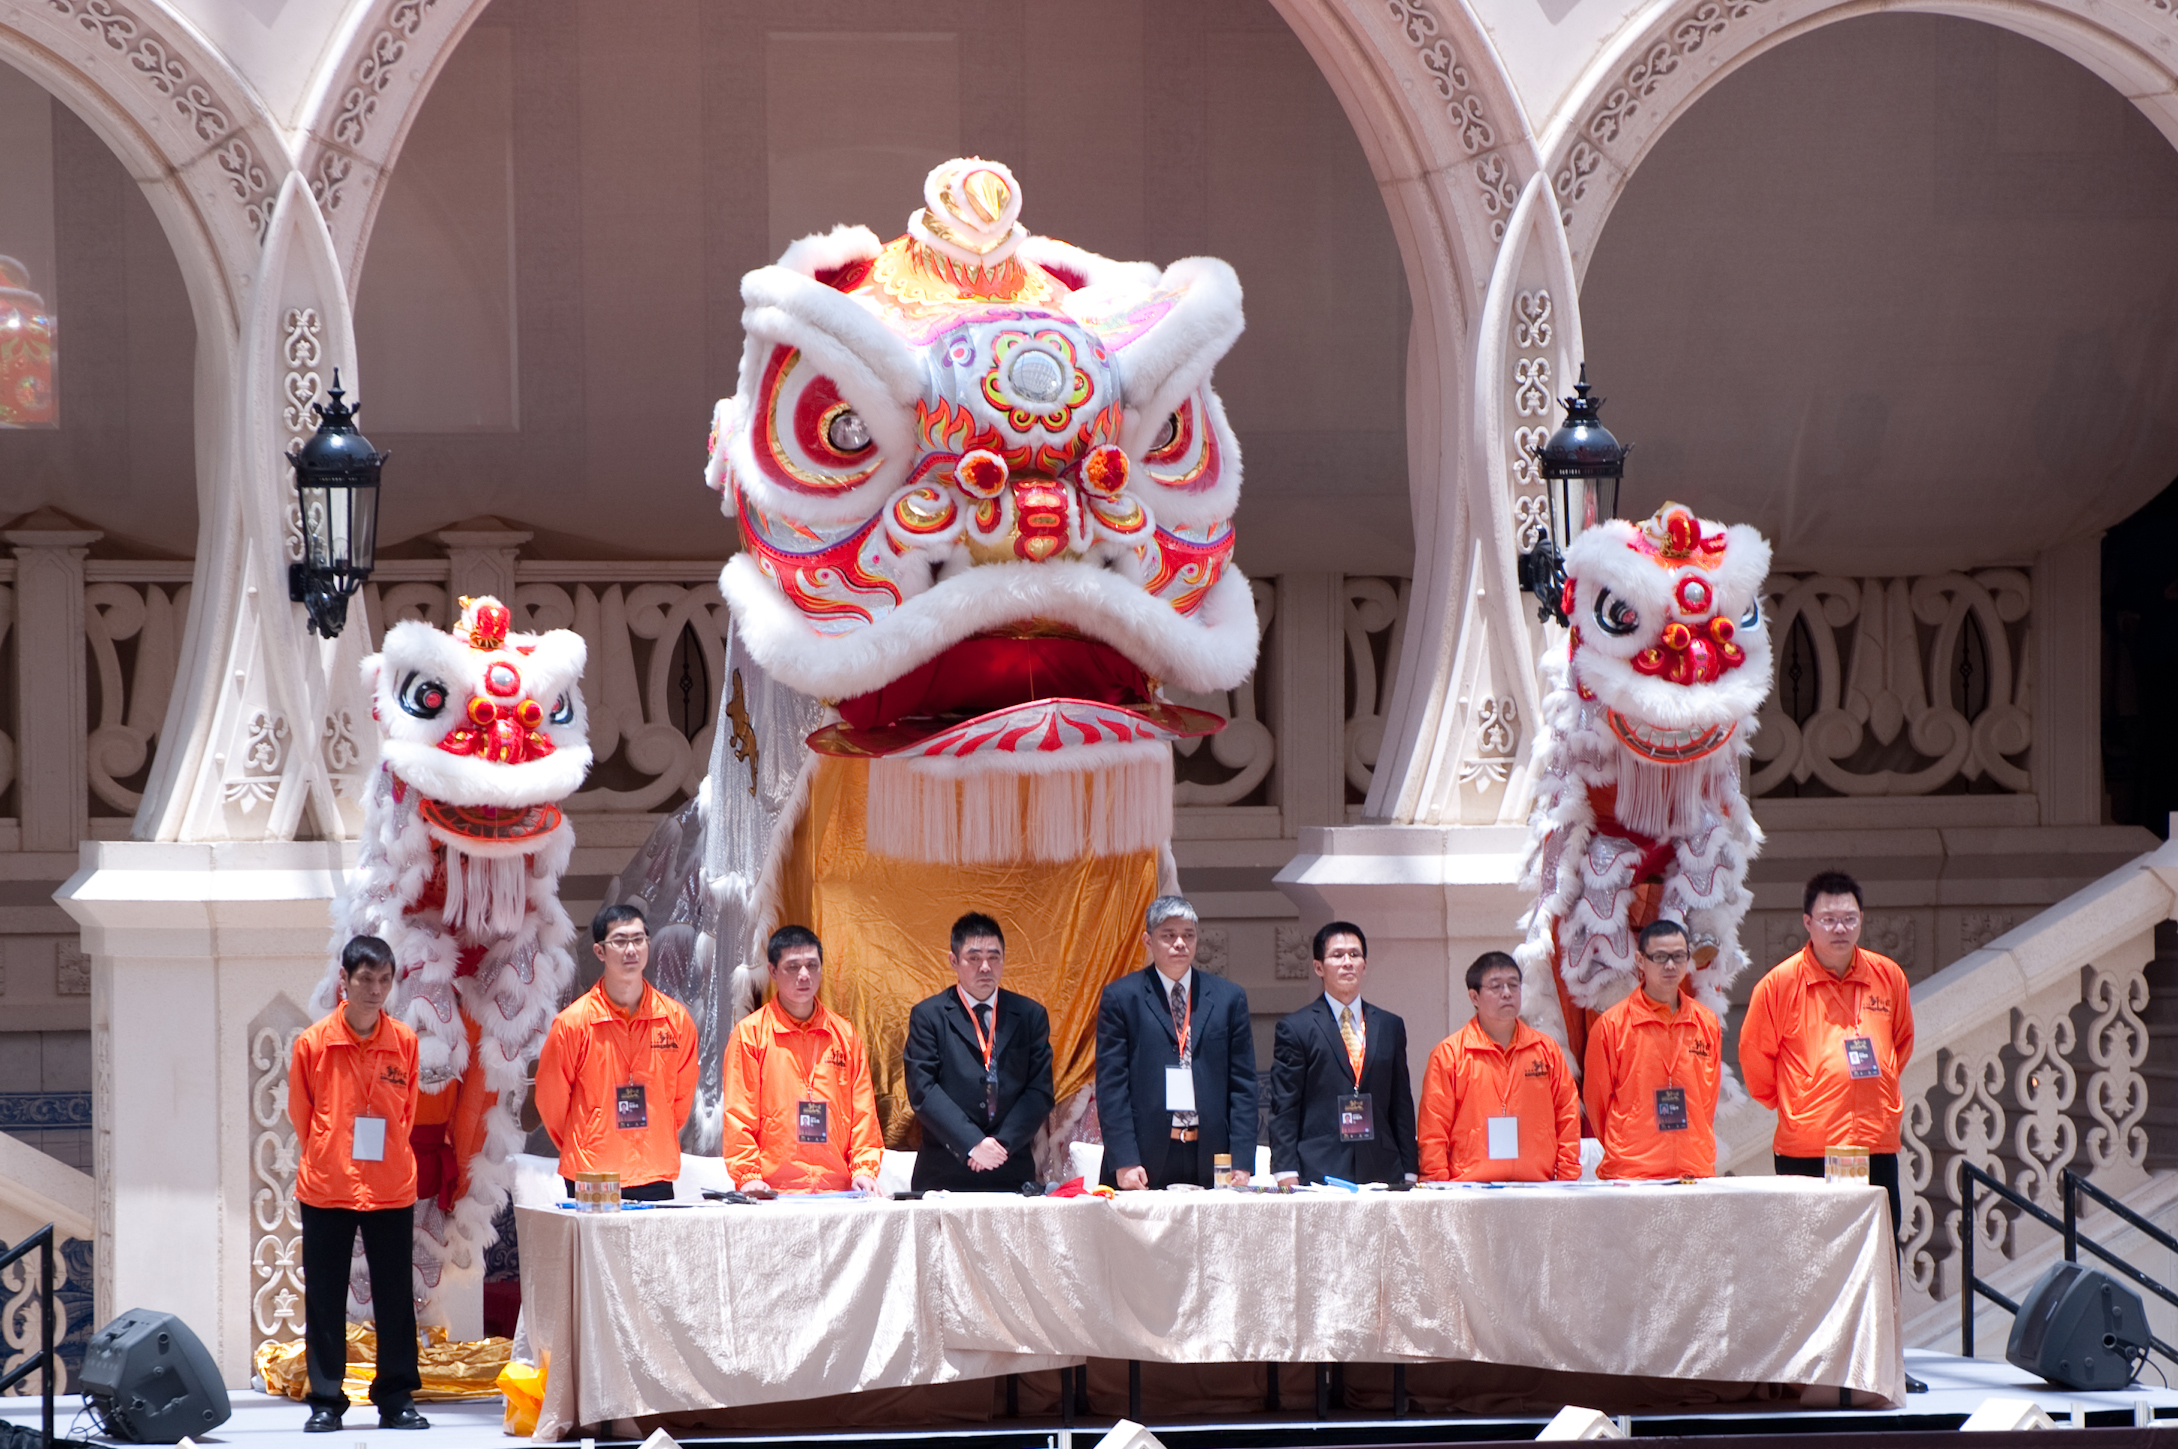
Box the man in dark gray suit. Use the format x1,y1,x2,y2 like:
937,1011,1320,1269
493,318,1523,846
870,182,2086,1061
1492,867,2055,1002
1268,921,1417,1187
904,912,1053,1192
1095,895,1257,1190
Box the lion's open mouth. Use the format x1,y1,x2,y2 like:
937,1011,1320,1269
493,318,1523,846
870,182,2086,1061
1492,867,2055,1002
806,625,1224,759
1604,710,1735,765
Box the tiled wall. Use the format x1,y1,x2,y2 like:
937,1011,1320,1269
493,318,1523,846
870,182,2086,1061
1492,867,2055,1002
0,1030,92,1172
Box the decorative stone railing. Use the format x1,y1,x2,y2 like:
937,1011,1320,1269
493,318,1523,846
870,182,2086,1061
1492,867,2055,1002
1752,570,2033,799
0,520,1423,849
1717,833,2178,1343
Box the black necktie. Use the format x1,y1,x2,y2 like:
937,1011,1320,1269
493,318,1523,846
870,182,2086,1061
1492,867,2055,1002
975,1001,997,1122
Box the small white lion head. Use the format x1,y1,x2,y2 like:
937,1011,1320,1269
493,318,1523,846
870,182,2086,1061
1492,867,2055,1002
1561,502,1774,760
364,596,592,816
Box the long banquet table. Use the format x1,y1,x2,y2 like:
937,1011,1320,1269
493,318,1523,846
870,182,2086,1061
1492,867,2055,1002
517,1177,1905,1438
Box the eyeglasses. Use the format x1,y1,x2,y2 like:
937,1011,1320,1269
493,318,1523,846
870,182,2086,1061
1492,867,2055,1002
1476,979,1521,996
604,933,648,952
1644,950,1691,966
773,961,821,979
1813,915,1862,932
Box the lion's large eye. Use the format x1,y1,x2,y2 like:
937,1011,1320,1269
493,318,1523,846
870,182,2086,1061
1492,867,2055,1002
399,672,450,720
549,694,574,725
1741,600,1761,630
1595,589,1640,638
1151,413,1178,453
825,408,871,454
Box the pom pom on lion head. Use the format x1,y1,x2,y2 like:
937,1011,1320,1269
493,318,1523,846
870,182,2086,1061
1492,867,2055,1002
366,595,594,836
1563,502,1773,813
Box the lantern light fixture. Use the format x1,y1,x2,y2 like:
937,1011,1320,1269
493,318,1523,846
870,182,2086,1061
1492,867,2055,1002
1517,363,1628,626
286,370,385,639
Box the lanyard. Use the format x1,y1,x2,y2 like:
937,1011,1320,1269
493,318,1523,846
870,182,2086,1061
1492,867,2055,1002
342,1017,383,1117
1649,998,1687,1089
1165,976,1192,1061
1481,1026,1519,1116
606,990,654,1087
965,993,997,1072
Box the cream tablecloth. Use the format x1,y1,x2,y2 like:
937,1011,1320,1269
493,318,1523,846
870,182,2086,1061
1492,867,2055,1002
517,1177,1903,1438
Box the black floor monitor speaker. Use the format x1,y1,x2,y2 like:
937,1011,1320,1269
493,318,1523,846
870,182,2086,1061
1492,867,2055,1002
78,1309,232,1443
2005,1261,2151,1391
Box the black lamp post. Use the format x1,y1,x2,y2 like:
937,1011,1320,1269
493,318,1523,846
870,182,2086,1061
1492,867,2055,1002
287,371,385,638
1517,364,1627,626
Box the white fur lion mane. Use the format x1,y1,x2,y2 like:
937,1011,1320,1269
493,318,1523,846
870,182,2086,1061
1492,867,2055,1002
1516,503,1774,1046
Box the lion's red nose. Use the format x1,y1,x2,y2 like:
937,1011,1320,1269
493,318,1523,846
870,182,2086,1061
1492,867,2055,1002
439,696,554,763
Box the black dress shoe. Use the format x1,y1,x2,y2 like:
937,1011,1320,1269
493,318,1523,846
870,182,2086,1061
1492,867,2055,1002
1905,1373,1929,1393
303,1407,344,1433
379,1405,431,1430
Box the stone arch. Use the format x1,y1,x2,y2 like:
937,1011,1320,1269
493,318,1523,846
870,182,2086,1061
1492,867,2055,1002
1272,0,1574,822
0,1,312,840
1545,0,2178,278
293,0,498,297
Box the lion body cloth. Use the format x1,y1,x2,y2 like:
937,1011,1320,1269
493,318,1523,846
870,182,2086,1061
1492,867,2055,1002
314,595,591,1317
1515,503,1775,1070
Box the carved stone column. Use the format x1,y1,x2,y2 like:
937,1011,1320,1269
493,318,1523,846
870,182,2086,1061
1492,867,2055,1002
8,524,102,851
436,521,532,606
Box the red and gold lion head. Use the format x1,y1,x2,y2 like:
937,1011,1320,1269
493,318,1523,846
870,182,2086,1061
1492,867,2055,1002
707,159,1255,760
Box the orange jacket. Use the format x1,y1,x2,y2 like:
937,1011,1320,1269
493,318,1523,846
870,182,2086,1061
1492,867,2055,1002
1583,990,1722,1180
722,999,883,1192
289,1008,420,1211
1417,1019,1581,1182
1739,946,1915,1156
535,982,699,1187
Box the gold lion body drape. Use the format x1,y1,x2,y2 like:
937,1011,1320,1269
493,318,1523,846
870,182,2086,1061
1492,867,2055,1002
779,756,1155,1145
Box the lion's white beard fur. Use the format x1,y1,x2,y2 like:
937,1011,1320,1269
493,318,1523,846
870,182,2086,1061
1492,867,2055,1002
1514,648,1763,1061
311,762,577,1320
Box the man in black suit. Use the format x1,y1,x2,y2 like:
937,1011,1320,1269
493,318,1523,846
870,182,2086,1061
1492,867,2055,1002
1268,921,1417,1187
903,911,1054,1192
1095,895,1257,1190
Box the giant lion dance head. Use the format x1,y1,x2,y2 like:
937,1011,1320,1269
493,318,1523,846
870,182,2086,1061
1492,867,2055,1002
1519,502,1775,1044
706,158,1253,802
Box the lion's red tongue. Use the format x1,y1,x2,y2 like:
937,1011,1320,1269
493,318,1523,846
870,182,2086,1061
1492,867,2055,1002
813,633,1223,760
837,636,1150,730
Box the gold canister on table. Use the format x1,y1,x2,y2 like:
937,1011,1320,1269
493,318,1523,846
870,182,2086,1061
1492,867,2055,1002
574,1171,623,1212
1824,1145,1870,1185
1212,1153,1233,1189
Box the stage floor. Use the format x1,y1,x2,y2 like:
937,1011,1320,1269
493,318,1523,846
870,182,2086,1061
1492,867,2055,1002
6,1352,2177,1446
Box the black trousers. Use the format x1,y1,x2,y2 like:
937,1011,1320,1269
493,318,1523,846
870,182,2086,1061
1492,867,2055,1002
1775,1152,1901,1242
562,1177,675,1201
1148,1131,1214,1190
300,1202,418,1412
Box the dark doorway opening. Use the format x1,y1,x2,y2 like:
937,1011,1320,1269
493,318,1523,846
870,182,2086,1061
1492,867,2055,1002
2103,477,2178,838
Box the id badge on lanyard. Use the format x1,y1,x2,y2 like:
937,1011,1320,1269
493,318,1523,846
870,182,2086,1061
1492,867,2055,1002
1486,1115,1519,1160
616,1083,648,1130
1844,1036,1881,1079
352,1115,387,1162
797,1099,829,1143
1654,1086,1688,1132
1164,1066,1197,1111
1338,1093,1375,1141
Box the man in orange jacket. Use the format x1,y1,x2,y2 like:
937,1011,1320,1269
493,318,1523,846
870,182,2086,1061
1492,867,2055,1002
1417,952,1580,1181
288,936,426,1434
722,925,884,1195
535,904,699,1200
1741,869,1915,1235
1584,918,1723,1180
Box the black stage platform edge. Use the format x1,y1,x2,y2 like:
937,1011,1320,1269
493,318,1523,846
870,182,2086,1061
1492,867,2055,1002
627,1409,2178,1449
